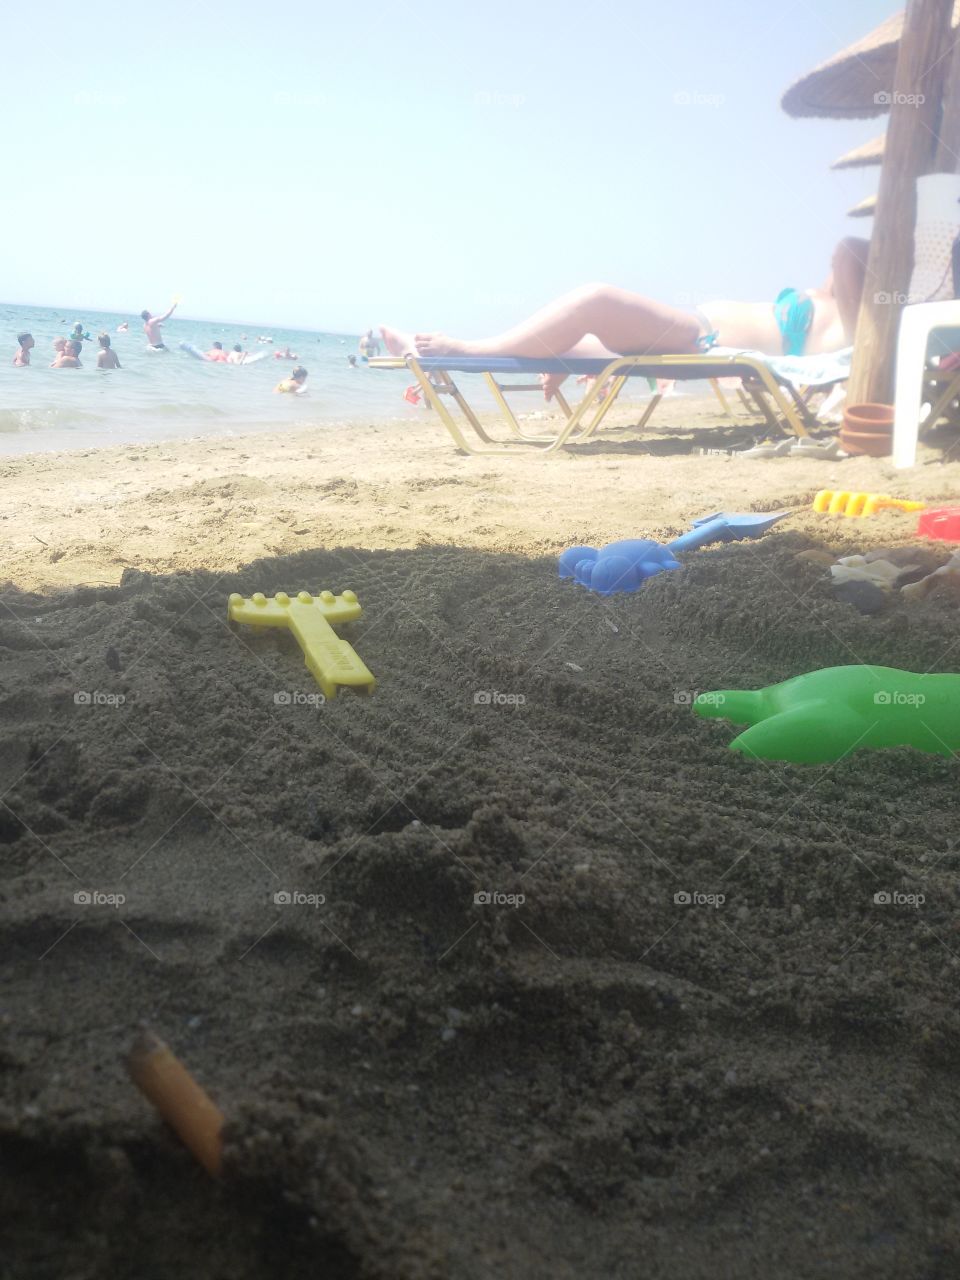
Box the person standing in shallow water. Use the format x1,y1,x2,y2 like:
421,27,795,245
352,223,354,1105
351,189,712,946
13,333,33,365
96,333,121,369
141,299,178,350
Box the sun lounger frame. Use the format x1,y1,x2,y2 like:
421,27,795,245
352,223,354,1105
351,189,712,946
370,353,815,454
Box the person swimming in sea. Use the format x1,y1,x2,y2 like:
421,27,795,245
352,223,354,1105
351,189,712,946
52,340,83,369
226,343,246,364
347,354,358,368
13,332,34,366
379,237,867,401
205,341,229,362
71,322,91,344
275,365,308,393
141,299,178,350
96,333,121,369
116,320,129,333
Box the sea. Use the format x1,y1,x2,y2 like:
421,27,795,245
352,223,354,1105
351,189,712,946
0,301,660,455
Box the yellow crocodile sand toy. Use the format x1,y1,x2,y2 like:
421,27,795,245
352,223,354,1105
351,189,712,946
228,590,376,699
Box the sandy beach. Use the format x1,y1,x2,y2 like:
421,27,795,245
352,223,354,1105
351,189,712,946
5,399,960,1279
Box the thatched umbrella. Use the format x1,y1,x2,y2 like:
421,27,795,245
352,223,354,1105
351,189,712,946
782,10,916,118
832,135,885,170
783,0,960,405
848,194,878,218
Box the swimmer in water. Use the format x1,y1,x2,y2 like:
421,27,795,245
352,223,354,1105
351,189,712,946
205,341,229,362
52,339,83,369
117,320,129,333
141,299,178,349
226,343,246,364
273,346,297,360
275,365,308,393
347,354,358,368
71,322,91,344
13,332,34,366
96,333,121,369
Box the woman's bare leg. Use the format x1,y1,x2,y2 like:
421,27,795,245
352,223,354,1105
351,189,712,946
380,283,701,362
830,237,870,343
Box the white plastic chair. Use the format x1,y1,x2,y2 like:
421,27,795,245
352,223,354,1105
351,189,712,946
893,300,960,467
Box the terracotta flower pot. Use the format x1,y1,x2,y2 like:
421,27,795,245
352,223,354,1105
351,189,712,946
840,403,894,457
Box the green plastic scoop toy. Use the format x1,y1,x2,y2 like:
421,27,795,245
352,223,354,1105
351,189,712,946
693,665,960,764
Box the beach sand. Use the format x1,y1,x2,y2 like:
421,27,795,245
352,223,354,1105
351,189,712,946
4,399,960,1278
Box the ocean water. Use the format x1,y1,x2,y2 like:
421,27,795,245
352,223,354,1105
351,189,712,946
0,301,661,455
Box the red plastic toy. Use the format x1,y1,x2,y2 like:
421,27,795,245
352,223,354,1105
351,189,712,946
918,507,960,541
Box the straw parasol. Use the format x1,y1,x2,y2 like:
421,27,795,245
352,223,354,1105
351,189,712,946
783,0,960,405
782,3,960,118
832,134,885,169
847,194,878,217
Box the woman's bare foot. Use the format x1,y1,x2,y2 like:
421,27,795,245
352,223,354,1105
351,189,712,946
414,332,474,357
379,325,418,357
540,371,568,402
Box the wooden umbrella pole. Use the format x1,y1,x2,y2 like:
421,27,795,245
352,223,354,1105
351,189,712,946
934,33,960,168
848,0,955,406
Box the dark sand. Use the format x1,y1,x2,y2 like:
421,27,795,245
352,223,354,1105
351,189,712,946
3,405,960,1278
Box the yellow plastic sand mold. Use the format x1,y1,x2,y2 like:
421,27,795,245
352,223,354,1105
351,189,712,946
228,590,376,699
812,490,926,518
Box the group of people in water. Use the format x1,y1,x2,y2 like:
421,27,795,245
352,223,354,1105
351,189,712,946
10,310,395,395
14,325,121,370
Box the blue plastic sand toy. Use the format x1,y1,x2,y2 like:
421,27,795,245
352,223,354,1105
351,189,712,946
559,511,790,596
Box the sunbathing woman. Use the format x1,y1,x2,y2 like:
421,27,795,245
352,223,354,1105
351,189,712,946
381,237,868,400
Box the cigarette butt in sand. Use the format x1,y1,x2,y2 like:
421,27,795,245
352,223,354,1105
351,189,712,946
127,1030,224,1176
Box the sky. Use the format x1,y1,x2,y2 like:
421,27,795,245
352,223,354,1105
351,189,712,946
3,0,893,336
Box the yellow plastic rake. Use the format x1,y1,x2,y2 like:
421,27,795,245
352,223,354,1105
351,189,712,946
228,590,376,699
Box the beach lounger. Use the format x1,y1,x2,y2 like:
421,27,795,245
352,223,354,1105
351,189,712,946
370,348,852,455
